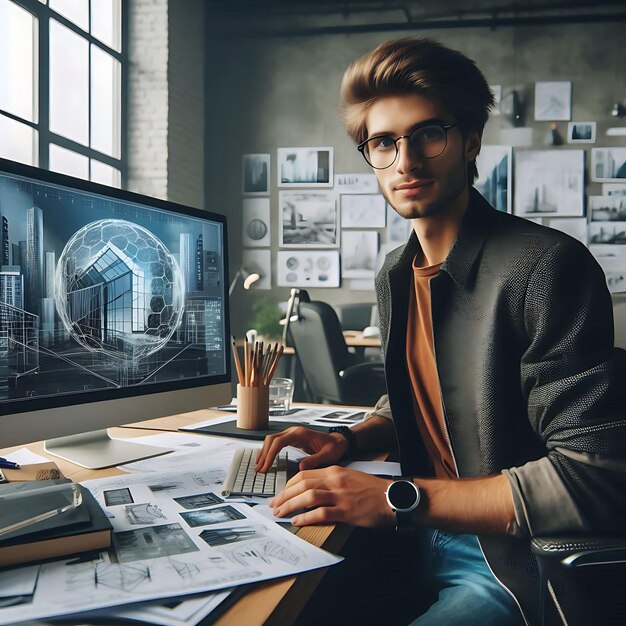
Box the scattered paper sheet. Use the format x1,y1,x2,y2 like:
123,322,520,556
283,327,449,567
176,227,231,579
0,454,342,625
344,461,401,476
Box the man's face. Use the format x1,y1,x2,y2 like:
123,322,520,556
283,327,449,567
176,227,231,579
364,93,480,220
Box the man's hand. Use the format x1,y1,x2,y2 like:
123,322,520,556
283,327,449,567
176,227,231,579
255,426,349,473
268,466,395,528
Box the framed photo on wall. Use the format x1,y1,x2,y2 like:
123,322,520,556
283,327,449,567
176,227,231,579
277,147,333,187
276,250,340,287
591,148,626,182
475,145,513,213
279,190,338,247
242,197,270,247
567,122,596,144
534,81,572,121
242,154,270,195
514,149,584,217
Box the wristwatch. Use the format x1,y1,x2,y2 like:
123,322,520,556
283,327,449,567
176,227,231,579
385,479,421,532
328,425,357,461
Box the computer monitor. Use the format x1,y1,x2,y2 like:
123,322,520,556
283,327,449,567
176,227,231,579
0,158,231,468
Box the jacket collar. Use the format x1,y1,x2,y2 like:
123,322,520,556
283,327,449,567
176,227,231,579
388,188,494,289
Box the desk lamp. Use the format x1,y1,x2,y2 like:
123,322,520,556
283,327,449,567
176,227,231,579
229,265,261,296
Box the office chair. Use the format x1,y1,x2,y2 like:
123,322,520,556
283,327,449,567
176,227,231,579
531,534,626,625
334,302,376,331
285,290,386,406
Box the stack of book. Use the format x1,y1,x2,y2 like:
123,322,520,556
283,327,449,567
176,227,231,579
0,478,112,568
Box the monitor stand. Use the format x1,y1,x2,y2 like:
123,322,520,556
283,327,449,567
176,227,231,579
44,429,172,469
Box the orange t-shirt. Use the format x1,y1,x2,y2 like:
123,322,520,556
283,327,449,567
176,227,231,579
405,255,457,479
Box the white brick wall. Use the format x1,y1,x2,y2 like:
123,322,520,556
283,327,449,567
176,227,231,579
127,0,205,208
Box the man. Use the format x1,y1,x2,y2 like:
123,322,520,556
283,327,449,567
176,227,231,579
255,38,626,624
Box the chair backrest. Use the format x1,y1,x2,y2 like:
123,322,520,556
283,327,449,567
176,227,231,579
288,299,354,404
334,302,376,331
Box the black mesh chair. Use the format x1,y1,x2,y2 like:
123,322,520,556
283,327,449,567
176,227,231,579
285,290,386,406
531,534,626,625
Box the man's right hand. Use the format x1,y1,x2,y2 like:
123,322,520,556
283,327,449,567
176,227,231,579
255,426,349,473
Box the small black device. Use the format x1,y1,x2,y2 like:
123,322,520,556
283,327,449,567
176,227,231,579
328,425,357,461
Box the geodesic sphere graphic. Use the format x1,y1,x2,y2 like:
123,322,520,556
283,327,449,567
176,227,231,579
55,219,185,360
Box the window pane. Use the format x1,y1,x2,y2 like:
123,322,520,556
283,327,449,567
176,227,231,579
50,19,88,145
91,160,121,187
0,0,38,123
91,46,121,158
0,115,38,166
49,144,88,179
91,0,121,52
49,0,88,31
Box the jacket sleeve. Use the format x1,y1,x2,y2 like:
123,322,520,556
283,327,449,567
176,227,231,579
504,237,626,536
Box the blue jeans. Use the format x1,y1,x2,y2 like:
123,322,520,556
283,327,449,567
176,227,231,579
408,529,525,626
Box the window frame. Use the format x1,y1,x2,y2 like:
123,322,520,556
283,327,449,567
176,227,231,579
0,0,127,186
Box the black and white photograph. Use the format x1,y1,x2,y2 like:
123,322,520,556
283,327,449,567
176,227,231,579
242,198,270,247
341,231,379,279
104,488,134,506
514,149,584,217
603,183,626,196
276,250,340,288
475,145,512,213
174,492,224,510
588,221,626,245
242,153,270,195
277,147,333,187
279,191,338,247
567,122,596,144
596,256,626,293
125,503,167,525
334,173,378,193
340,194,386,228
534,81,572,121
242,249,271,289
590,196,626,221
113,523,200,563
199,525,264,547
591,148,626,182
180,505,246,528
386,204,412,243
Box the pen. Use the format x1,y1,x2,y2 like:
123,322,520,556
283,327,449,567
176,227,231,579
0,458,20,469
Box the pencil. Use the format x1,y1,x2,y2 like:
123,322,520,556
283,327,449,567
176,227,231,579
231,337,244,385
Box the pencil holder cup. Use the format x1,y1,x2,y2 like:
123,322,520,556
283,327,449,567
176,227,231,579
236,384,270,430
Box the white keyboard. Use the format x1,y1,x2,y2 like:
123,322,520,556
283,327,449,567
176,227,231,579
221,448,288,498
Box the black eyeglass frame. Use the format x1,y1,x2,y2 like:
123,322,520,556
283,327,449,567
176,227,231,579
357,121,457,169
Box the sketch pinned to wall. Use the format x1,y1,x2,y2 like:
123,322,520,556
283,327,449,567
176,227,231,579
386,204,412,243
334,173,379,193
340,194,386,228
279,190,338,247
242,198,270,247
277,147,333,187
589,196,626,221
242,249,271,289
591,148,626,182
276,250,340,288
534,81,572,121
242,154,270,195
543,218,588,246
514,150,584,217
567,122,596,144
341,231,379,279
595,256,626,293
475,145,512,213
588,221,626,245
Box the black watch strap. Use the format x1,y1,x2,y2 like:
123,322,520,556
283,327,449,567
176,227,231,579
328,426,357,461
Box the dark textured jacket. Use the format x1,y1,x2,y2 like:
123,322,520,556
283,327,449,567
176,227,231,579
373,188,626,623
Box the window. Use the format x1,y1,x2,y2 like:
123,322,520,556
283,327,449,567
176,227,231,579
0,0,124,187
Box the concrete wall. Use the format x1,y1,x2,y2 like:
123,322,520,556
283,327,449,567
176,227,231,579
203,19,626,335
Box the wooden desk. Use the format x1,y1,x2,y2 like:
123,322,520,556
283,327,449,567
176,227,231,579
3,407,371,626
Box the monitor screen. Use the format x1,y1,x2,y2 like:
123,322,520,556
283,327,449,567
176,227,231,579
0,158,231,465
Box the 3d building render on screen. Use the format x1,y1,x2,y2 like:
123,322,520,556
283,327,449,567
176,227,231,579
0,171,227,405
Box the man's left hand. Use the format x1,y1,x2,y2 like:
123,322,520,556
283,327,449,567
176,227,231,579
269,466,395,527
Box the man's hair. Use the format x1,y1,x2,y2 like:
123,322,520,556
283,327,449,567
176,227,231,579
340,38,494,184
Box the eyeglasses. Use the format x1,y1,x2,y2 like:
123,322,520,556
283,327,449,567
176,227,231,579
357,121,457,170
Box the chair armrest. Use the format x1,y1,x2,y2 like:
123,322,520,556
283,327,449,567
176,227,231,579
338,362,385,379
531,534,626,563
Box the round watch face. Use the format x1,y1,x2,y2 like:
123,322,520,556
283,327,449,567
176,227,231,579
388,480,419,512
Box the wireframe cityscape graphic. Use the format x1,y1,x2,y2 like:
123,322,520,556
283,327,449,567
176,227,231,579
0,172,226,404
